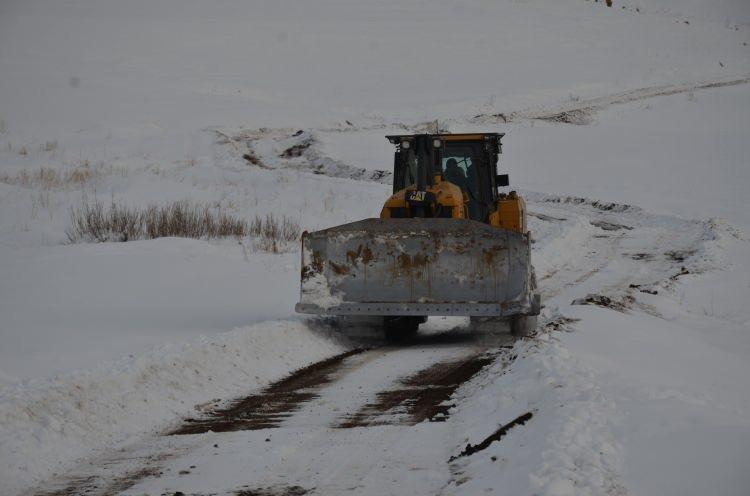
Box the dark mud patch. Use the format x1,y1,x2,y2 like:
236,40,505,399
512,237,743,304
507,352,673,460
34,476,98,496
279,132,314,158
542,195,634,213
171,349,365,435
279,140,313,158
471,112,511,124
536,108,594,125
670,266,691,280
630,283,659,295
98,467,160,495
590,219,633,231
572,293,635,312
338,353,499,428
528,211,567,222
449,411,534,462
236,485,309,496
630,252,654,261
407,330,481,346
665,249,696,263
289,159,391,184
35,466,161,496
542,316,580,332
242,151,269,169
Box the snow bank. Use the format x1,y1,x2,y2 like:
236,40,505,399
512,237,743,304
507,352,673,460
0,238,302,380
529,211,598,280
0,320,345,496
447,334,625,496
563,299,750,496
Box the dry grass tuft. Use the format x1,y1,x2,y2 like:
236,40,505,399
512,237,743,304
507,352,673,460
40,141,58,152
66,199,142,242
66,199,300,252
249,214,301,252
143,201,248,240
0,165,97,190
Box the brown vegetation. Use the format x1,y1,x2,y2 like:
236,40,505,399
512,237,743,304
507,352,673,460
0,165,96,190
66,198,300,251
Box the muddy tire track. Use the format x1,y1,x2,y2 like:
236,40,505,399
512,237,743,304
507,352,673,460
172,349,366,435
32,451,179,496
31,350,368,496
338,351,509,428
235,485,309,496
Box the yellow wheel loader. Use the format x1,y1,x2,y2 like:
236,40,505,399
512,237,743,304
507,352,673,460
296,133,540,341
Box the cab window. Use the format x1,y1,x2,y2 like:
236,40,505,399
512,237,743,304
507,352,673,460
404,149,418,188
442,143,482,220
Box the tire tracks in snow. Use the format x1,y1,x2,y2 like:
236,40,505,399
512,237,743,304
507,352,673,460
214,75,750,186
337,351,501,428
29,343,510,496
472,75,750,125
528,192,723,317
170,349,366,435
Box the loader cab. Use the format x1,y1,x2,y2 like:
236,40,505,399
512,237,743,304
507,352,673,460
387,133,506,222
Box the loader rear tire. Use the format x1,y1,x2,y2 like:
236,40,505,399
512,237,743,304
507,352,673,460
469,316,509,334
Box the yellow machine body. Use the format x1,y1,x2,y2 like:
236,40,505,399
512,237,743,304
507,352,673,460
489,192,527,233
380,178,467,220
382,179,527,235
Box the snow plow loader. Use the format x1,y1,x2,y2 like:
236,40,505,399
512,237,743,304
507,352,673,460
296,133,540,340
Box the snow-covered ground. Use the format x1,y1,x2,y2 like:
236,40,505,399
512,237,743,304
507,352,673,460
1,0,749,495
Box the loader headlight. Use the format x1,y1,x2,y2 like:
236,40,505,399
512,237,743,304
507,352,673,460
433,139,441,148
401,141,410,149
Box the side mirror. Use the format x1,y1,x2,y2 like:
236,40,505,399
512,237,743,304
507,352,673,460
496,174,509,187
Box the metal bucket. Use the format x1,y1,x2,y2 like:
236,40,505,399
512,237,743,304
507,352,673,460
296,218,538,317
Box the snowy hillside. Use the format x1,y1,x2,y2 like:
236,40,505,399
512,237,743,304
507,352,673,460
1,1,749,495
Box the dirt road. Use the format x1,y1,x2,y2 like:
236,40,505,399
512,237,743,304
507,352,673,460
36,337,515,496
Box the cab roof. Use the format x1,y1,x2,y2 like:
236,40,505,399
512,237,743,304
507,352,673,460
386,132,504,144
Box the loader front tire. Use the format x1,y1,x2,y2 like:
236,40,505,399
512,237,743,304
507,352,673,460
510,315,538,337
384,316,421,343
